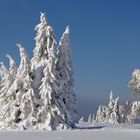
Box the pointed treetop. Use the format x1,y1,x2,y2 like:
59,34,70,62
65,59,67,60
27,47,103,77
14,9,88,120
6,54,16,68
0,61,8,77
109,90,113,100
115,97,119,103
65,25,70,34
0,61,7,71
16,44,26,58
40,12,47,25
132,69,140,79
59,25,70,46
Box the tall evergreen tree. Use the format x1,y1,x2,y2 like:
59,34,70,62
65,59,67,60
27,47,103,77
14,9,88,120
129,69,140,101
57,26,77,122
38,47,69,130
31,12,57,96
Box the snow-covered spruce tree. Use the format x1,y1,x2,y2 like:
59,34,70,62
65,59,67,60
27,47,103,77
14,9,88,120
0,62,9,96
119,101,132,123
96,105,107,123
92,114,95,123
88,114,92,123
57,26,77,123
79,116,84,123
6,54,17,84
129,69,140,101
38,46,70,130
31,12,57,97
0,44,38,129
106,91,121,124
95,91,121,124
127,102,138,123
0,55,17,124
0,61,11,125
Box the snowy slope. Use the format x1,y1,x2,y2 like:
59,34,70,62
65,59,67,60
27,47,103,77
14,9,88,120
1,123,140,140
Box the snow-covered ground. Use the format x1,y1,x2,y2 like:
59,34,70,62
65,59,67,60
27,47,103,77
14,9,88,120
1,122,140,140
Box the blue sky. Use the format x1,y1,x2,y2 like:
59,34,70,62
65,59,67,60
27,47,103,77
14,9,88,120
0,0,140,117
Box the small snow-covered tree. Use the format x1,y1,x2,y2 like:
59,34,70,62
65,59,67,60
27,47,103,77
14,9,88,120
0,55,17,123
31,12,57,96
129,69,140,101
0,62,10,126
0,44,38,129
96,105,107,123
95,91,121,124
88,114,92,123
92,114,95,123
126,101,140,124
106,91,121,124
79,116,84,123
57,26,77,122
0,55,17,116
0,62,9,96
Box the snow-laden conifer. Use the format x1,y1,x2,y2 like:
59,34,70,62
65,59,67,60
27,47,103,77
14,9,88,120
125,101,140,124
0,62,10,127
0,62,9,96
106,91,121,124
96,105,107,123
0,55,17,124
6,54,17,82
57,26,77,122
0,44,38,129
38,46,69,130
79,116,84,123
96,91,121,124
129,69,140,101
88,114,92,123
31,12,57,96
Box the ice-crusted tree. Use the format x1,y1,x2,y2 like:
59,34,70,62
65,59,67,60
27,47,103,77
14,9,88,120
79,116,84,123
105,91,121,124
129,69,140,101
0,62,9,96
0,44,38,129
127,102,138,123
119,100,140,124
119,101,132,123
6,55,17,84
95,91,121,124
0,55,17,115
0,61,11,124
31,12,57,96
57,26,77,122
96,105,107,123
88,114,92,123
38,46,70,130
